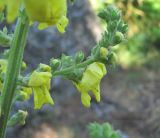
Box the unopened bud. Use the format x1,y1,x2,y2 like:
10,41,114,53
3,50,10,58
122,24,128,33
21,62,27,70
100,47,109,60
108,5,121,21
50,59,61,71
39,63,51,72
15,91,28,101
75,51,84,63
7,110,28,127
108,21,117,32
113,32,124,45
108,52,117,65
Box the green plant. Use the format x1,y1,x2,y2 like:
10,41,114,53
88,122,120,138
0,1,127,138
90,0,160,68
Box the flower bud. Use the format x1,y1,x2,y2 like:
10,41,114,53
39,63,51,72
91,46,100,58
15,87,32,102
100,47,109,60
108,21,117,32
7,110,28,126
50,59,61,71
108,5,121,21
75,51,84,63
98,5,121,22
108,52,117,65
21,62,27,70
122,24,128,34
15,91,28,101
98,9,110,22
113,32,124,45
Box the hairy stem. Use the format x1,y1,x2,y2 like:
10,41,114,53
52,58,96,76
0,10,29,138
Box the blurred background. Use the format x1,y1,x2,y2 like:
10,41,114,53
2,0,160,138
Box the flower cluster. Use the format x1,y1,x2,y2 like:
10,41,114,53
49,5,127,107
0,6,127,129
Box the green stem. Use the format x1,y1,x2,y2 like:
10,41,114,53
0,11,29,138
52,58,96,76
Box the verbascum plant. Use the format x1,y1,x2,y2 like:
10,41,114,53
0,1,127,138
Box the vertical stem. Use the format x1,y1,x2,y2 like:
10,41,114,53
0,10,29,138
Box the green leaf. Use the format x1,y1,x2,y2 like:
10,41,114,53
88,122,121,138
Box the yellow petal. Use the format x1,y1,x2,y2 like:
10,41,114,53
23,0,51,22
28,71,52,87
33,86,54,109
39,64,51,72
23,0,68,32
56,16,69,33
22,87,32,100
92,84,100,102
4,0,69,32
81,92,91,108
6,0,21,22
38,23,49,30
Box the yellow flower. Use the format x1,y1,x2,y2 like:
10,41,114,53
1,0,68,33
5,0,21,23
74,62,107,107
28,68,54,109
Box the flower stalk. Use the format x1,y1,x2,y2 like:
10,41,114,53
52,58,96,76
0,10,29,138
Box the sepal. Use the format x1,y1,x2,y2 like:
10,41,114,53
7,110,28,127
